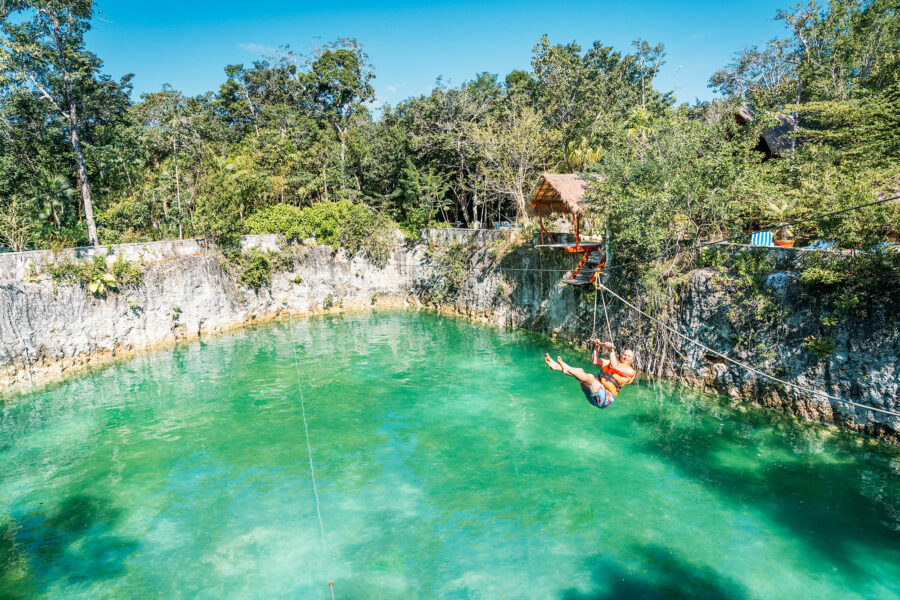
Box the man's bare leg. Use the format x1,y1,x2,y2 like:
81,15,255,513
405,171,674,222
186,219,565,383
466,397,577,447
557,356,597,387
544,353,563,371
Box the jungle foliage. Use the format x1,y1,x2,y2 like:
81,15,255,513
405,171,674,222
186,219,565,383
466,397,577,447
0,1,897,300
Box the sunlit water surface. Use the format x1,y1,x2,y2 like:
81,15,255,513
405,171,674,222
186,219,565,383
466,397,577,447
1,311,899,599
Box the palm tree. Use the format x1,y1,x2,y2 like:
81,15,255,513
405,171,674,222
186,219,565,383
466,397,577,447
566,137,604,171
765,199,797,240
35,174,76,229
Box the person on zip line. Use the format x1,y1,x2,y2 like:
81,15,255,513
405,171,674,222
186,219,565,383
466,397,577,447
544,340,636,409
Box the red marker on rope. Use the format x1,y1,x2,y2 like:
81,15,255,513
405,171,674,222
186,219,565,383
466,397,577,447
329,582,335,599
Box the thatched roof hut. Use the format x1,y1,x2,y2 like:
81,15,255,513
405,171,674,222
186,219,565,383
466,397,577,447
734,106,801,159
527,173,602,218
759,114,800,158
528,173,604,251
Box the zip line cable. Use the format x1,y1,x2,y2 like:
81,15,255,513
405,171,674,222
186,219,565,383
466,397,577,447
287,312,336,599
599,284,613,343
358,191,900,279
602,193,900,275
595,282,900,419
480,193,900,278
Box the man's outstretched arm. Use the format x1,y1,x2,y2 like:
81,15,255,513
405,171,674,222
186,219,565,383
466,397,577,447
591,340,609,368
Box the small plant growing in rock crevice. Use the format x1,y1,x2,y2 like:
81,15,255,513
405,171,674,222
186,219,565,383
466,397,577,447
803,335,835,362
111,255,143,287
223,247,297,292
421,242,471,304
238,250,273,291
44,254,144,297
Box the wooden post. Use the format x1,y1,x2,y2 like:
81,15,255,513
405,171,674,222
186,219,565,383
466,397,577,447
538,204,545,245
573,214,580,251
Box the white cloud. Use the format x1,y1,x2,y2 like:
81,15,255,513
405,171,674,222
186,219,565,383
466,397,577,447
386,85,398,93
238,43,277,55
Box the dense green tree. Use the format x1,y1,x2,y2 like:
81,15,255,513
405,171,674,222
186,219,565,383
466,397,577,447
1,0,131,246
304,39,375,193
390,159,451,230
711,0,900,109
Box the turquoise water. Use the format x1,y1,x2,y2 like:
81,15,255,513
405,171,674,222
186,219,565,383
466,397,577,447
1,311,899,599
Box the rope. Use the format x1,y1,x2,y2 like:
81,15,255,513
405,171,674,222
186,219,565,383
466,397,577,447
595,282,900,419
466,193,900,278
287,312,335,598
599,282,613,343
602,193,900,274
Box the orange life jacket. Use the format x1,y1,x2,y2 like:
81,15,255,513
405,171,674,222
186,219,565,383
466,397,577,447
598,364,635,397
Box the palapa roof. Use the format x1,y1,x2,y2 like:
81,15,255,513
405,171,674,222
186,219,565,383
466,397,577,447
759,114,800,157
734,106,802,158
528,173,602,217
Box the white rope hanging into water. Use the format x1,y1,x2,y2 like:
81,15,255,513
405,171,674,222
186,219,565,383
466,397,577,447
287,312,336,600
595,282,900,420
599,283,613,343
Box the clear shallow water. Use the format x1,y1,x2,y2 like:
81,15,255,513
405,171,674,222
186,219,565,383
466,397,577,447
1,311,899,599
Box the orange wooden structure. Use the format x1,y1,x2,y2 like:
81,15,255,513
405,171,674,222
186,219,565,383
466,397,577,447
528,173,606,285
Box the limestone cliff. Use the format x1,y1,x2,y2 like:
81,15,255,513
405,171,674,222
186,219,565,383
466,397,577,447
1,232,897,442
418,239,899,442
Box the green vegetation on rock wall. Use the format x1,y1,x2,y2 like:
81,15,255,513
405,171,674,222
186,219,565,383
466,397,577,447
1,0,897,345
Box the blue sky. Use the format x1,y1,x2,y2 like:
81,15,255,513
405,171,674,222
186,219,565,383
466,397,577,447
87,0,790,107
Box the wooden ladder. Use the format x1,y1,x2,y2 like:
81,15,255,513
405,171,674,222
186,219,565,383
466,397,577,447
563,250,606,286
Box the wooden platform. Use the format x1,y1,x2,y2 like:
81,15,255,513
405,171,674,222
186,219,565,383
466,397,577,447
534,242,603,253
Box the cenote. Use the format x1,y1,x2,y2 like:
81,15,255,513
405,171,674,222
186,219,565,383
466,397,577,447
1,311,899,599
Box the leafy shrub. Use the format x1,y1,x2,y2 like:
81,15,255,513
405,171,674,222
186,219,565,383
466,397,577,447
799,252,900,314
47,255,122,297
97,199,156,244
803,335,835,362
245,204,310,240
799,266,846,286
111,254,144,287
244,200,395,267
224,247,295,292
422,242,471,304
237,249,273,291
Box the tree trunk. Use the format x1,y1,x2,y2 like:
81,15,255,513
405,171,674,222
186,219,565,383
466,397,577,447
339,128,347,193
173,139,182,239
51,11,98,246
69,111,98,245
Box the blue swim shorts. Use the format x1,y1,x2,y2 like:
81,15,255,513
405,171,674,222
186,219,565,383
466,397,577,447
583,385,615,409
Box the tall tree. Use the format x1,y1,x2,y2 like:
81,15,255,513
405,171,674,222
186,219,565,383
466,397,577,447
304,38,375,194
1,0,130,246
631,39,666,109
531,35,589,167
472,103,557,220
134,86,200,239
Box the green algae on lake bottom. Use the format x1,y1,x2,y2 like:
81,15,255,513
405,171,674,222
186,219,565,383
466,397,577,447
1,311,899,599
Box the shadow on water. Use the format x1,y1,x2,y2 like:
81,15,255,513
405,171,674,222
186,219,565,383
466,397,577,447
632,382,900,579
0,495,137,598
560,544,752,600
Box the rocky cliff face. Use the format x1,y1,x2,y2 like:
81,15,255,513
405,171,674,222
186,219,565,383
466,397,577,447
1,233,897,442
0,242,425,391
419,241,900,443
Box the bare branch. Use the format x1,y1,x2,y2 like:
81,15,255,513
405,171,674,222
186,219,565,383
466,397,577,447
23,69,66,118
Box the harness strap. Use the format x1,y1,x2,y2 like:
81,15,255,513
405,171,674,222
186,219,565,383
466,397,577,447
598,370,622,393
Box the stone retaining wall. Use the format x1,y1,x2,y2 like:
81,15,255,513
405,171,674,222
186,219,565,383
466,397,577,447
0,235,284,281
